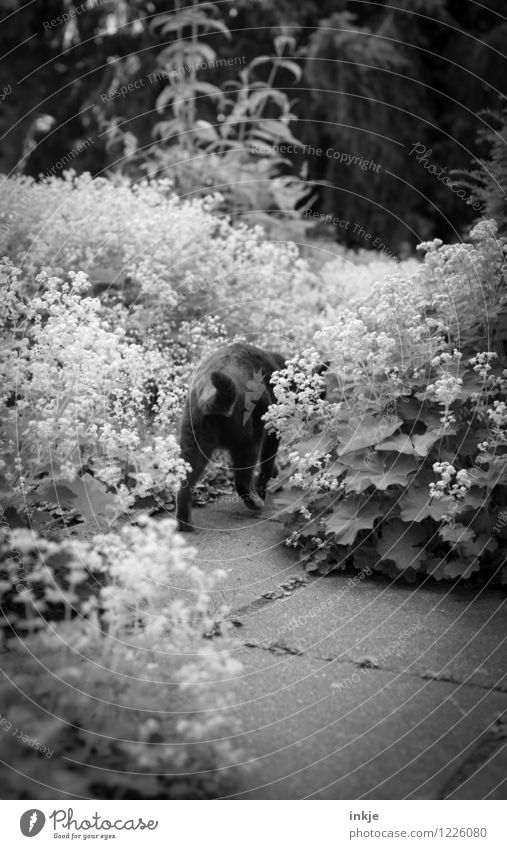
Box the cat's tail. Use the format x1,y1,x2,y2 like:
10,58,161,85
200,371,236,415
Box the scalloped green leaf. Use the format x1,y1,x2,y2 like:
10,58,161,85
39,481,78,509
412,429,451,456
291,434,335,458
50,475,124,530
335,415,402,456
344,452,418,493
377,427,448,457
378,519,427,571
274,486,304,514
323,497,383,546
439,523,475,546
440,524,498,557
376,434,416,454
398,470,455,522
439,557,482,580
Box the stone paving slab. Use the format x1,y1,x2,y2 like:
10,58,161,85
178,499,303,610
226,646,507,800
234,575,507,692
444,743,507,800
188,502,507,799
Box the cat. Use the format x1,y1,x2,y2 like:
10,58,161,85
176,343,286,531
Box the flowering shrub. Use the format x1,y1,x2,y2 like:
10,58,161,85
318,250,419,309
0,259,189,528
0,172,319,346
267,220,507,583
3,170,505,588
0,173,420,356
1,172,409,531
0,516,244,799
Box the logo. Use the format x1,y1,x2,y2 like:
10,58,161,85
20,810,46,837
243,369,266,425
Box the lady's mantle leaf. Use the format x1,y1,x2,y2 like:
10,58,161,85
378,519,427,571
323,497,383,546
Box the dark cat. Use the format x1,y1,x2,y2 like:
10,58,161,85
176,343,286,531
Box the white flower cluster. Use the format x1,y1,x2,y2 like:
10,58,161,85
94,515,225,641
426,375,463,425
285,530,302,548
0,261,188,500
263,348,328,440
318,251,418,310
431,350,463,368
488,400,507,431
289,450,341,493
313,270,444,417
315,312,396,380
426,349,464,427
475,400,507,479
4,516,245,779
0,171,319,346
418,219,502,349
429,461,472,503
469,351,497,378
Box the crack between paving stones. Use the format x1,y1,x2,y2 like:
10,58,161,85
240,642,507,694
228,582,507,696
228,577,316,620
242,640,332,661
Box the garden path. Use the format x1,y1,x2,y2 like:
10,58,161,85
191,498,507,800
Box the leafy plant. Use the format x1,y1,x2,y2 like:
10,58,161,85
151,0,232,153
0,259,189,530
0,516,245,798
0,172,321,345
266,220,507,583
142,4,313,232
460,99,507,234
